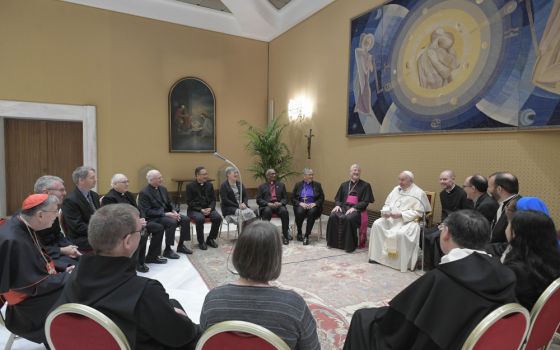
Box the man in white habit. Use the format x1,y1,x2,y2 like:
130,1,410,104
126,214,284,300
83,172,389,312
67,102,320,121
368,171,432,272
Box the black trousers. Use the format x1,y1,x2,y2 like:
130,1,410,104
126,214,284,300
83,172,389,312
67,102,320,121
187,210,222,244
133,221,165,264
148,215,190,249
293,206,321,236
260,205,290,236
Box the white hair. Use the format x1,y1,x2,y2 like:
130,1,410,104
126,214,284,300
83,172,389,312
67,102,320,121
350,164,360,170
111,173,127,186
401,170,414,181
146,169,161,182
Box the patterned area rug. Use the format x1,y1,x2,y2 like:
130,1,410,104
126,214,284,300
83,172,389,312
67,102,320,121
188,234,421,349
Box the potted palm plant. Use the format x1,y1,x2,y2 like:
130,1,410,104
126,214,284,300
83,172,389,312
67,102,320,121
240,117,297,182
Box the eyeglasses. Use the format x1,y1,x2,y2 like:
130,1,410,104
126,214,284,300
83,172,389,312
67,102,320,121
41,209,59,214
47,188,66,192
462,185,473,188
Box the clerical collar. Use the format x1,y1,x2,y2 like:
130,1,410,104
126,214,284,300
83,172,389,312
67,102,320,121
445,184,456,193
499,193,518,204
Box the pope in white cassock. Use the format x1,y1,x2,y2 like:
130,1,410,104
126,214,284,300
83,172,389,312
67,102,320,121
369,171,432,272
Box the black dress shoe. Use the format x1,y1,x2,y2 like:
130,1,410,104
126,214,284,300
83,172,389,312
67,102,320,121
206,238,218,248
297,234,303,242
199,242,208,250
163,250,180,259
145,256,167,264
177,245,193,254
136,264,150,273
282,237,289,245
303,236,309,245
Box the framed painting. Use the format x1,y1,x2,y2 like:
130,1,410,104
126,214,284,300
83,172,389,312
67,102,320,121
347,0,560,136
169,77,216,152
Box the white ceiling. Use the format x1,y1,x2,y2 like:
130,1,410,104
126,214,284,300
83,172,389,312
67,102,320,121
61,0,335,42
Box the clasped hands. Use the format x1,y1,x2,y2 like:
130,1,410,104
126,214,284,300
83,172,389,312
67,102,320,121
165,211,182,221
299,202,316,210
267,202,282,208
381,210,402,219
332,205,357,215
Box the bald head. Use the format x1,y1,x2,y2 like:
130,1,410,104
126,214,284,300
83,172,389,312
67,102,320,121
439,170,455,190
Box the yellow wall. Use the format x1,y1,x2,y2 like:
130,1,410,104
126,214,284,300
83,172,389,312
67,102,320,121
269,0,560,223
0,0,268,193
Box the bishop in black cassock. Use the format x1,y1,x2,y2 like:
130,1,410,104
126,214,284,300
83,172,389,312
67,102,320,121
326,165,374,252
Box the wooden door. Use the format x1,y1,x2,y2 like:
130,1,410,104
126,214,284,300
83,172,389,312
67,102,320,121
5,119,83,215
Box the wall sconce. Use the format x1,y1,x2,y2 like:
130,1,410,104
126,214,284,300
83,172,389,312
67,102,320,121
288,96,315,159
288,96,313,122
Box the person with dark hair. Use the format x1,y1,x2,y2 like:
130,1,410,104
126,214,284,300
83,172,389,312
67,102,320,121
200,221,320,350
102,173,168,273
0,194,70,345
61,166,100,251
186,166,222,250
502,205,560,310
51,204,201,349
344,210,517,350
487,172,520,243
139,169,191,259
463,174,498,223
256,168,291,245
292,168,325,245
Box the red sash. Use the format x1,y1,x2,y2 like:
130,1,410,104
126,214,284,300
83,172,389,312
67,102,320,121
346,195,368,248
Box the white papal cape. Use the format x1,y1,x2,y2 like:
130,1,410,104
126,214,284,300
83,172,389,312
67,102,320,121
368,184,431,272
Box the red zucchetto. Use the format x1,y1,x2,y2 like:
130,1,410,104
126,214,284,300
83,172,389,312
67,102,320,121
21,194,49,210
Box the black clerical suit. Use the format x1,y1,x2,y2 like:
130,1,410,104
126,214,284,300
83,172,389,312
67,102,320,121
291,181,325,238
51,255,201,349
424,185,472,269
219,181,250,216
326,179,374,252
256,181,290,238
36,217,78,271
473,192,499,223
0,216,69,344
138,185,190,251
61,187,100,251
102,189,165,264
186,181,222,244
490,194,519,243
484,194,520,257
343,252,517,350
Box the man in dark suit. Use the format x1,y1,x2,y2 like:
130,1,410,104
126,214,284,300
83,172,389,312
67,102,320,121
256,168,290,245
61,166,100,251
186,166,222,250
138,169,191,259
291,168,324,245
34,175,81,270
487,172,520,243
102,173,166,272
463,174,499,223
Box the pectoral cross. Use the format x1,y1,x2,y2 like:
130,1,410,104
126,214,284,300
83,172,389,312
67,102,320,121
305,128,314,160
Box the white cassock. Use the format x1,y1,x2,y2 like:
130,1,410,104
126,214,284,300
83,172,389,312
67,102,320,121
368,184,432,272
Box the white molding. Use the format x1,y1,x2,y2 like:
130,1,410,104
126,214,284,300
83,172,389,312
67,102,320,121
0,100,97,217
61,0,335,42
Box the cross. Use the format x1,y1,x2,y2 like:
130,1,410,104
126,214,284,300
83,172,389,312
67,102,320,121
305,128,315,160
